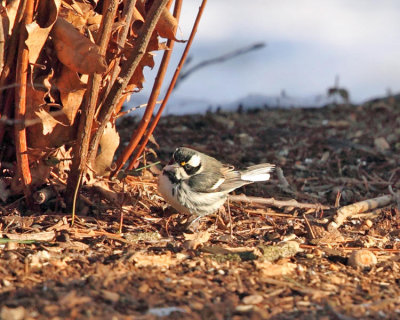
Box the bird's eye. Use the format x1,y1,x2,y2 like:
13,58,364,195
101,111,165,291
180,161,186,166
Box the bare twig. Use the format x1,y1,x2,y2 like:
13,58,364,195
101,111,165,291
65,0,119,211
117,101,163,118
114,0,184,173
125,0,208,171
328,193,397,231
14,0,34,206
175,42,266,88
303,213,316,239
229,194,330,210
87,0,170,166
105,0,138,100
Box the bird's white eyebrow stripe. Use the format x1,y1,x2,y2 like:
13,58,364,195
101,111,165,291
187,154,201,167
210,177,225,190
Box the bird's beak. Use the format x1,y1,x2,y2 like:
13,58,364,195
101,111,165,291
163,163,180,172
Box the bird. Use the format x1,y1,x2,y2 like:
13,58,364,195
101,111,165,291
158,147,275,221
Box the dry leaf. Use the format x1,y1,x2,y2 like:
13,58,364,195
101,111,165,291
93,122,120,176
59,1,96,31
374,137,390,152
156,7,179,40
128,52,156,90
51,17,107,74
10,159,52,194
255,260,297,277
34,107,65,135
92,180,119,203
4,0,19,35
25,0,60,64
59,290,92,308
54,67,86,125
201,245,255,255
183,230,211,250
132,251,177,268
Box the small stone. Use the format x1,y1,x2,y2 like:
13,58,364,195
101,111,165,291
364,219,373,228
348,249,377,269
138,283,150,293
101,290,120,303
374,137,390,152
0,306,25,320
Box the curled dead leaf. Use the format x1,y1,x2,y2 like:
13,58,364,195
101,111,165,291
51,18,107,74
93,122,120,176
34,107,65,135
255,260,297,277
25,0,60,64
183,230,211,250
156,7,179,41
54,67,86,125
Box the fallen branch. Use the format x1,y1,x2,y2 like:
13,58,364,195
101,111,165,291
327,193,397,231
229,194,330,210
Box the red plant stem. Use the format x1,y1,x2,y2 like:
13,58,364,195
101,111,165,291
65,0,119,210
127,0,208,170
14,0,34,205
112,0,183,175
87,0,169,165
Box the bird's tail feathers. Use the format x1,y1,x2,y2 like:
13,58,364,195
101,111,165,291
240,164,275,182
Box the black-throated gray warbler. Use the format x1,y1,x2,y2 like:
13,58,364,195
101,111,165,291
158,147,275,218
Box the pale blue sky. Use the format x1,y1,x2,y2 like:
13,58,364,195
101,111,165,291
141,0,400,108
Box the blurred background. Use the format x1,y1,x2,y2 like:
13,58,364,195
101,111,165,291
133,0,400,114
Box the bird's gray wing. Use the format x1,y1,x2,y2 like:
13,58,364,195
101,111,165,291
187,170,225,192
217,163,275,192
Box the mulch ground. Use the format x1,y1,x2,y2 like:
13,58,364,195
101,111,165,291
1,98,400,319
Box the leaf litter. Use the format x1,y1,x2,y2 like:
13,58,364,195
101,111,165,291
0,98,400,319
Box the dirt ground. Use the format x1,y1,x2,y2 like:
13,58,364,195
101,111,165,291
1,98,400,319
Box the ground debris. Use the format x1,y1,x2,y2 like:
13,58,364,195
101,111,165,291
1,102,400,318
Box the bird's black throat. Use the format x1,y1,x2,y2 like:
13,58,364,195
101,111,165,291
163,170,180,185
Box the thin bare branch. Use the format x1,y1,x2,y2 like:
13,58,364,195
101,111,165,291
14,0,34,206
125,0,208,171
175,42,266,88
87,0,170,166
65,0,119,211
113,0,184,174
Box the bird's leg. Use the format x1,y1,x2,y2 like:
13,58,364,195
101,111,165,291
184,215,204,231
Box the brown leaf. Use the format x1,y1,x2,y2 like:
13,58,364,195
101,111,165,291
25,0,60,64
51,17,107,74
132,251,177,268
54,67,86,125
59,1,96,31
34,107,65,135
92,122,120,176
183,230,211,250
11,159,52,194
4,0,19,35
128,52,155,89
156,7,179,40
255,260,297,277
